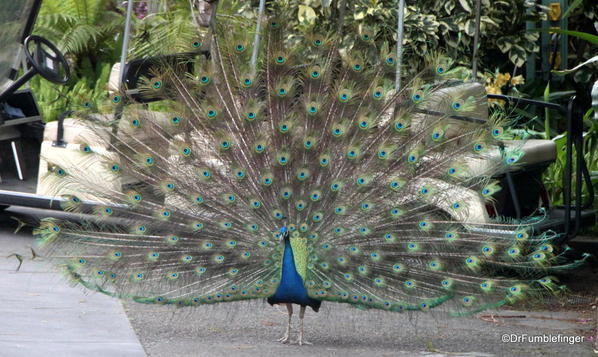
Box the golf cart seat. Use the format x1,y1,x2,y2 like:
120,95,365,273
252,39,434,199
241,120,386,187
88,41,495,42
36,52,203,199
415,82,556,175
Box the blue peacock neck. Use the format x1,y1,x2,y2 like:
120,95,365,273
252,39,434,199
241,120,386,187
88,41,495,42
266,229,321,311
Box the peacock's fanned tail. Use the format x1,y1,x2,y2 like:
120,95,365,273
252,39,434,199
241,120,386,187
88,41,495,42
35,16,586,315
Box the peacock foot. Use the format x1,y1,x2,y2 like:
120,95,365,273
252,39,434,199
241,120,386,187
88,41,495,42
277,334,291,344
297,336,312,346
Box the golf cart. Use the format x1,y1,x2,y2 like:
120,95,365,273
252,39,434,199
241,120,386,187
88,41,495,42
0,0,595,242
0,0,70,207
0,0,207,209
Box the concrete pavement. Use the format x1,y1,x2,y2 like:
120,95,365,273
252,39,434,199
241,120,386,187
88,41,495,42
0,214,145,357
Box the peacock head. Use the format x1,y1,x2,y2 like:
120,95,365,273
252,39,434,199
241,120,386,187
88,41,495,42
278,226,289,241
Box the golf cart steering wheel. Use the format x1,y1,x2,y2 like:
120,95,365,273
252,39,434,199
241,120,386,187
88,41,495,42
23,35,70,84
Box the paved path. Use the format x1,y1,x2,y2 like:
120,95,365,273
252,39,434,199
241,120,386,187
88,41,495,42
124,298,595,357
0,216,145,357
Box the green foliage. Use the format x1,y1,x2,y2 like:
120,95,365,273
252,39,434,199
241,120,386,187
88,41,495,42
30,0,122,121
129,9,198,58
32,61,111,122
34,0,122,61
275,0,546,77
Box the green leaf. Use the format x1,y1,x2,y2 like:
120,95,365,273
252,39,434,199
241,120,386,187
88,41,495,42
458,0,472,13
298,5,317,24
552,56,598,75
529,28,598,45
444,1,455,15
562,0,583,18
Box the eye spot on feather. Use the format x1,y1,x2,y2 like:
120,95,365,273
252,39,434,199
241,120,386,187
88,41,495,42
482,246,494,256
273,210,284,219
171,116,181,125
334,206,346,215
296,169,309,181
441,279,453,288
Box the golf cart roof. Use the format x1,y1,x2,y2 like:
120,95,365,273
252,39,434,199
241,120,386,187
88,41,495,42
0,0,42,94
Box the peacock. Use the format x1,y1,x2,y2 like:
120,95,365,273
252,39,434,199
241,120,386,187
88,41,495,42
35,7,587,346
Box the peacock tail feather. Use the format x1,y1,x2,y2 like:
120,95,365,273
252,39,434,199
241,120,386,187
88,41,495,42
35,12,587,316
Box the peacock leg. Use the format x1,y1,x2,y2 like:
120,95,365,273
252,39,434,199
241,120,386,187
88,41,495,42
277,303,292,344
297,305,312,346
